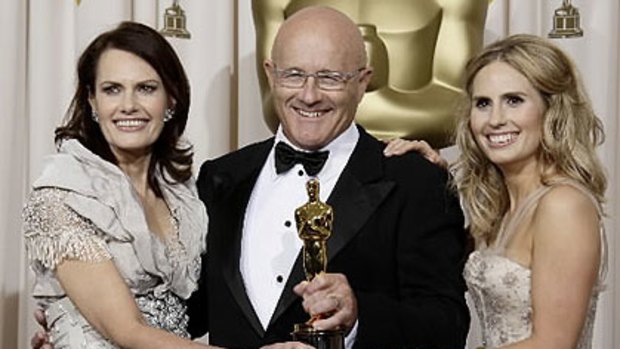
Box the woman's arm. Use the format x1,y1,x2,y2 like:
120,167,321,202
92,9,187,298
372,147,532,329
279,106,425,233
501,185,601,349
24,188,219,349
56,258,219,349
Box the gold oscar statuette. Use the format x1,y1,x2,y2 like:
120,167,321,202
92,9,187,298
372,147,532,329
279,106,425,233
292,179,343,349
549,0,584,39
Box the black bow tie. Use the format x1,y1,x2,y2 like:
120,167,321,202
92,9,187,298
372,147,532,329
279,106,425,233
274,141,329,176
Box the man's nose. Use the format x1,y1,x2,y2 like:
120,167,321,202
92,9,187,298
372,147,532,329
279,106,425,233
298,77,322,104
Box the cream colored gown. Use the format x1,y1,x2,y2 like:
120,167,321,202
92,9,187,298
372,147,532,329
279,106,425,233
463,180,606,349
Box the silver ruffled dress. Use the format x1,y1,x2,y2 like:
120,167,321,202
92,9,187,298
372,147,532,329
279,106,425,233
23,140,208,348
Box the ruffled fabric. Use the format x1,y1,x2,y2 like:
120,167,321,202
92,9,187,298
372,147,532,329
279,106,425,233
26,139,207,299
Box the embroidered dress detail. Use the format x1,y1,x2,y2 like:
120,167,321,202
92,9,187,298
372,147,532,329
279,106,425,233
24,188,112,270
463,179,606,349
136,290,190,338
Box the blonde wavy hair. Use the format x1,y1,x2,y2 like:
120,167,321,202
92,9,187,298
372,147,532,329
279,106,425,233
451,34,606,245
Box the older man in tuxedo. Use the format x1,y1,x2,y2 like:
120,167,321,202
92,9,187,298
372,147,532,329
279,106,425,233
30,6,466,349
187,6,468,349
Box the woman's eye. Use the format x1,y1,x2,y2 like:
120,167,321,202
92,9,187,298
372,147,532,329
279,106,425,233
139,85,157,94
102,85,120,95
474,98,490,109
506,95,524,106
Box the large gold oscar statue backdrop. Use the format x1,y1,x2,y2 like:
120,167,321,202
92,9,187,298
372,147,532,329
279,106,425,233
253,0,488,148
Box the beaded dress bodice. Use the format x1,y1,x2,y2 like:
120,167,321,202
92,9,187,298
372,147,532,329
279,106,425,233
463,180,605,349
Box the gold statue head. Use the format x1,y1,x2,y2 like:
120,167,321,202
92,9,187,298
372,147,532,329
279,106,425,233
306,178,319,201
253,0,488,148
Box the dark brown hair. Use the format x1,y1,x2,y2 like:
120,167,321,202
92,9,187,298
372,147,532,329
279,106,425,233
56,21,192,197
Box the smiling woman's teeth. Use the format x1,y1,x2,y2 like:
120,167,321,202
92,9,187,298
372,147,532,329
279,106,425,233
115,120,147,127
488,133,517,145
297,109,322,118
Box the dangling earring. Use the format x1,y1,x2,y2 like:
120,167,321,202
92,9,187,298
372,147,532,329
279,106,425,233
91,110,99,123
164,108,174,123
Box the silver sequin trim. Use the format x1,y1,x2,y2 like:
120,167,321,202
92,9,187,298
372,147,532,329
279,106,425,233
136,290,190,338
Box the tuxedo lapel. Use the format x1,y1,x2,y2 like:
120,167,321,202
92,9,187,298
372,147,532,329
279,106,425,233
327,166,395,262
269,126,395,326
216,139,274,337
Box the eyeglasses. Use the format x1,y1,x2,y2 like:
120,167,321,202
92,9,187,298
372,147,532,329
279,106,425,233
272,66,366,91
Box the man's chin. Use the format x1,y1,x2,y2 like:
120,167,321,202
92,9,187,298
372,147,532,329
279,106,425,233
292,137,328,151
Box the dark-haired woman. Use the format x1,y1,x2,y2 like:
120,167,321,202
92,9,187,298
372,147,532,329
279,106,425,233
456,34,607,349
23,22,219,348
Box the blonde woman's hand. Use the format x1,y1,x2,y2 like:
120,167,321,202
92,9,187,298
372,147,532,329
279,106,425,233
31,309,53,349
383,138,448,168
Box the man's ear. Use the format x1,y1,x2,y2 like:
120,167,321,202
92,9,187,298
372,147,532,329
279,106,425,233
264,59,276,88
357,66,373,101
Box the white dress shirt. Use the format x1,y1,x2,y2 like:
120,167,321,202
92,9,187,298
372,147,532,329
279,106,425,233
240,123,359,336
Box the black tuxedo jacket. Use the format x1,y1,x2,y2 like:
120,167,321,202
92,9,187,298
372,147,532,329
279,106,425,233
188,126,469,348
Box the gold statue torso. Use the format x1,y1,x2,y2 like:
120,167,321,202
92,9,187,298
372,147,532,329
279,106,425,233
253,0,488,147
295,179,333,281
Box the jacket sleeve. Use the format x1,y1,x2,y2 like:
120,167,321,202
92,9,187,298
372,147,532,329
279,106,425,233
187,161,214,338
354,160,469,349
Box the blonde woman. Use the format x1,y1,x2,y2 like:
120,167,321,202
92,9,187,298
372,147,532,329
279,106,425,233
456,34,606,349
355,33,606,349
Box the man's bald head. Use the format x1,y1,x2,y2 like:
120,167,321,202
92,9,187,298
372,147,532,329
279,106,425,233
263,6,372,151
271,6,367,69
